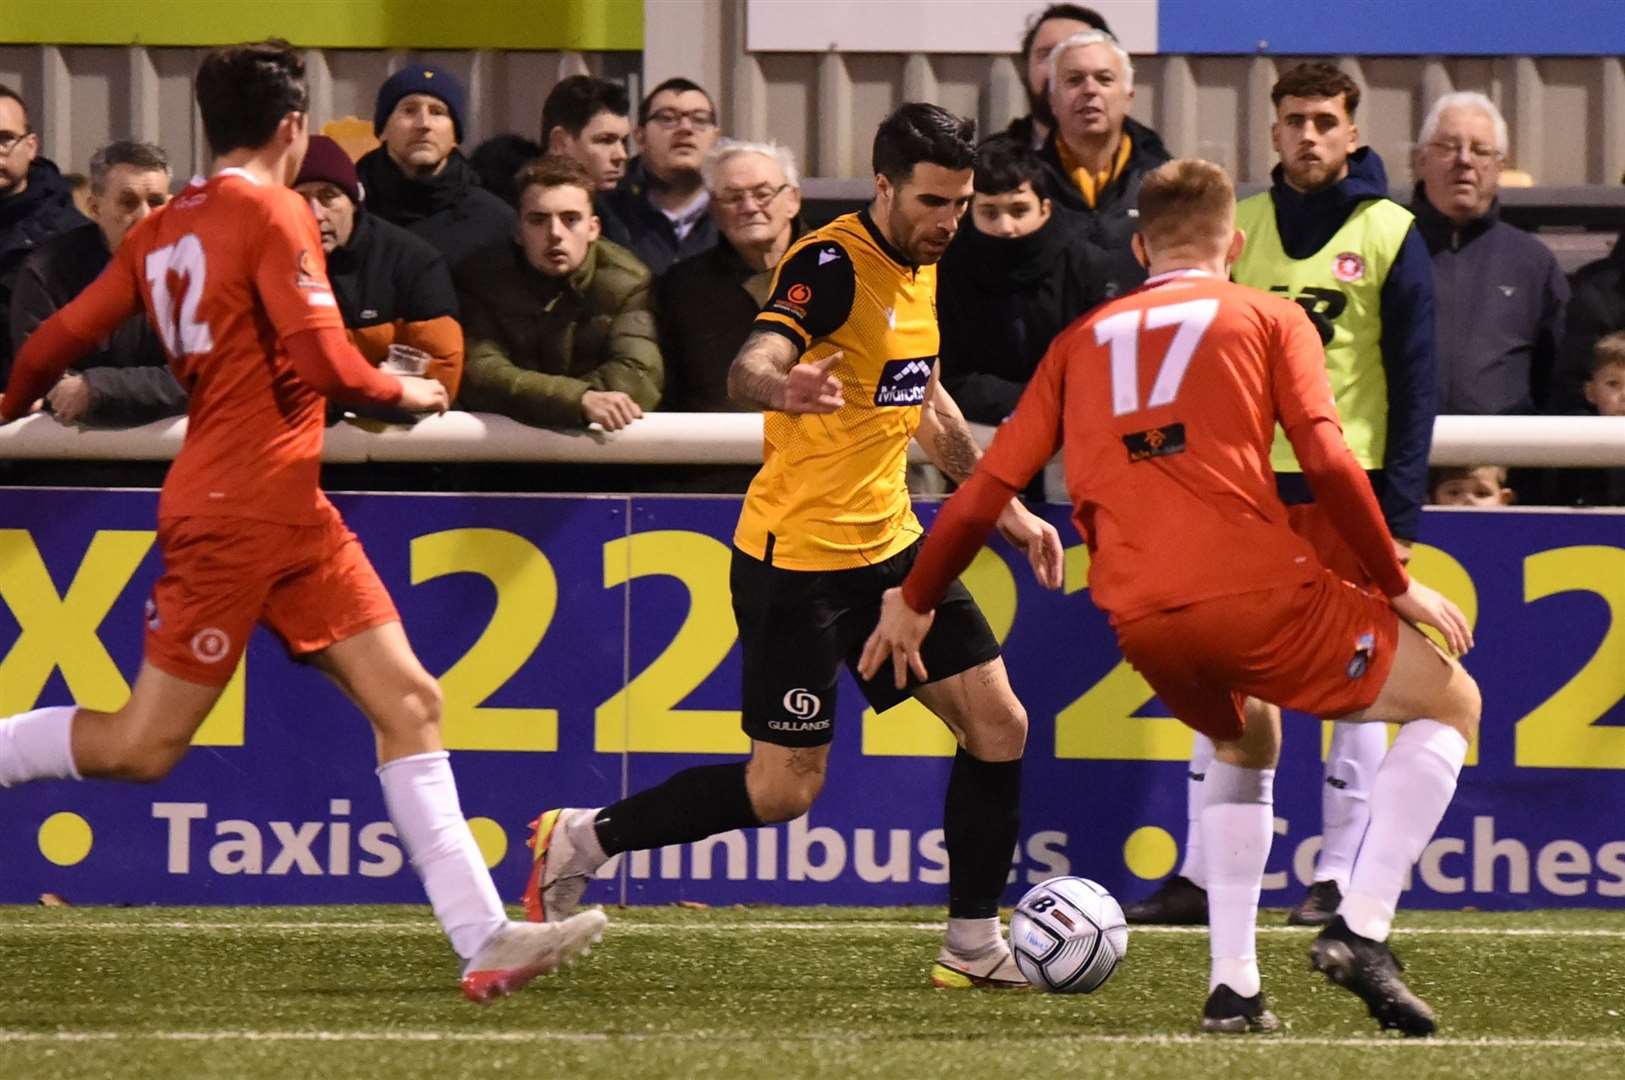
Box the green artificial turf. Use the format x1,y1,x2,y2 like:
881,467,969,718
1,905,1622,1079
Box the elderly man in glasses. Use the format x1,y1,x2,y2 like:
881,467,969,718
657,140,803,415
1411,92,1567,417
603,78,722,275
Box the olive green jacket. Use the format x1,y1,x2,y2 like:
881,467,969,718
454,238,663,428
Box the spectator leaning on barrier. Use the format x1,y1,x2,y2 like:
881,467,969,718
1003,4,1113,151
455,155,661,431
294,135,464,406
656,139,804,413
356,65,515,267
1126,61,1437,933
937,135,1105,425
1036,30,1171,296
1559,186,1625,416
8,140,181,426
603,77,720,275
541,75,633,247
0,83,87,377
1412,92,1567,416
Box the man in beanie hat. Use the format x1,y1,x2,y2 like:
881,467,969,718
296,134,463,404
357,65,513,268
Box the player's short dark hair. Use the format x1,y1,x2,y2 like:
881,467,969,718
873,103,976,185
1271,62,1361,119
88,140,170,194
0,83,28,129
1019,4,1113,59
514,154,596,204
1593,330,1625,373
195,41,309,157
973,135,1047,196
542,76,630,145
1137,158,1235,250
638,77,716,126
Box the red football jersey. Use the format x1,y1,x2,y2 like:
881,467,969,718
58,169,347,524
976,269,1402,624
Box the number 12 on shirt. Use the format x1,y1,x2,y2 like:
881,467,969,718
144,235,215,357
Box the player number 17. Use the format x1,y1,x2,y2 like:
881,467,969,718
1095,298,1218,417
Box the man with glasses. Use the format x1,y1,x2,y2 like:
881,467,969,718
1412,92,1567,417
0,85,87,376
1126,62,1437,933
658,139,803,413
604,77,721,275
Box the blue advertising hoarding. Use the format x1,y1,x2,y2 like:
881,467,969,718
0,488,1621,910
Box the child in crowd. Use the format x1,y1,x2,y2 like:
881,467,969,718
1430,466,1516,507
1548,332,1625,507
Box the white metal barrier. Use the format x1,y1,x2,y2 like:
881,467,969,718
1,412,1622,468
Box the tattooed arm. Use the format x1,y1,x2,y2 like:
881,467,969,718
727,329,846,414
915,362,983,482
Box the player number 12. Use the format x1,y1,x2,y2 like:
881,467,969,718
144,235,215,357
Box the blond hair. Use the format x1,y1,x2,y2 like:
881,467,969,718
1136,159,1235,252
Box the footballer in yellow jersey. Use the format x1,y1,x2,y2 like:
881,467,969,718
520,106,1063,992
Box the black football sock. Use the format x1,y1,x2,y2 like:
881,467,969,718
593,762,761,857
944,748,1023,920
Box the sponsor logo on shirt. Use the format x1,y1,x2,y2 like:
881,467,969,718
1122,422,1187,462
295,250,326,290
873,357,933,406
771,281,812,320
817,247,841,266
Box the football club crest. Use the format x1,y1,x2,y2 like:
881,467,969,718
1332,251,1365,283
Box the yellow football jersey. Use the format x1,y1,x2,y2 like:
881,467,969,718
735,211,939,570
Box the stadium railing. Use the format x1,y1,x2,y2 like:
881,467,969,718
1,411,1621,469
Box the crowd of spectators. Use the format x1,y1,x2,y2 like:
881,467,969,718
0,4,1618,504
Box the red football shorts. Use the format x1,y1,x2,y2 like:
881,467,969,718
1287,502,1373,589
1113,570,1399,742
144,506,399,686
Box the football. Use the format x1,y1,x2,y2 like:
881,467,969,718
1009,876,1129,993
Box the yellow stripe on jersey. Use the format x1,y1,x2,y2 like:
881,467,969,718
735,212,938,571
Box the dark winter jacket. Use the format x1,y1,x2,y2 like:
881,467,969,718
355,147,515,269
454,238,662,428
327,210,464,401
1255,147,1437,541
1034,117,1171,297
7,220,183,425
937,207,1106,424
656,222,804,412
1411,185,1567,415
601,156,718,277
0,157,87,373
1559,231,1625,414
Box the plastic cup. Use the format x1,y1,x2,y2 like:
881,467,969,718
381,343,432,376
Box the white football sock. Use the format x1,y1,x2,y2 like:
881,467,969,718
1343,719,1467,942
1201,761,1274,999
377,750,507,962
945,915,1002,956
567,807,610,869
1315,720,1386,889
0,706,81,788
1180,734,1216,888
